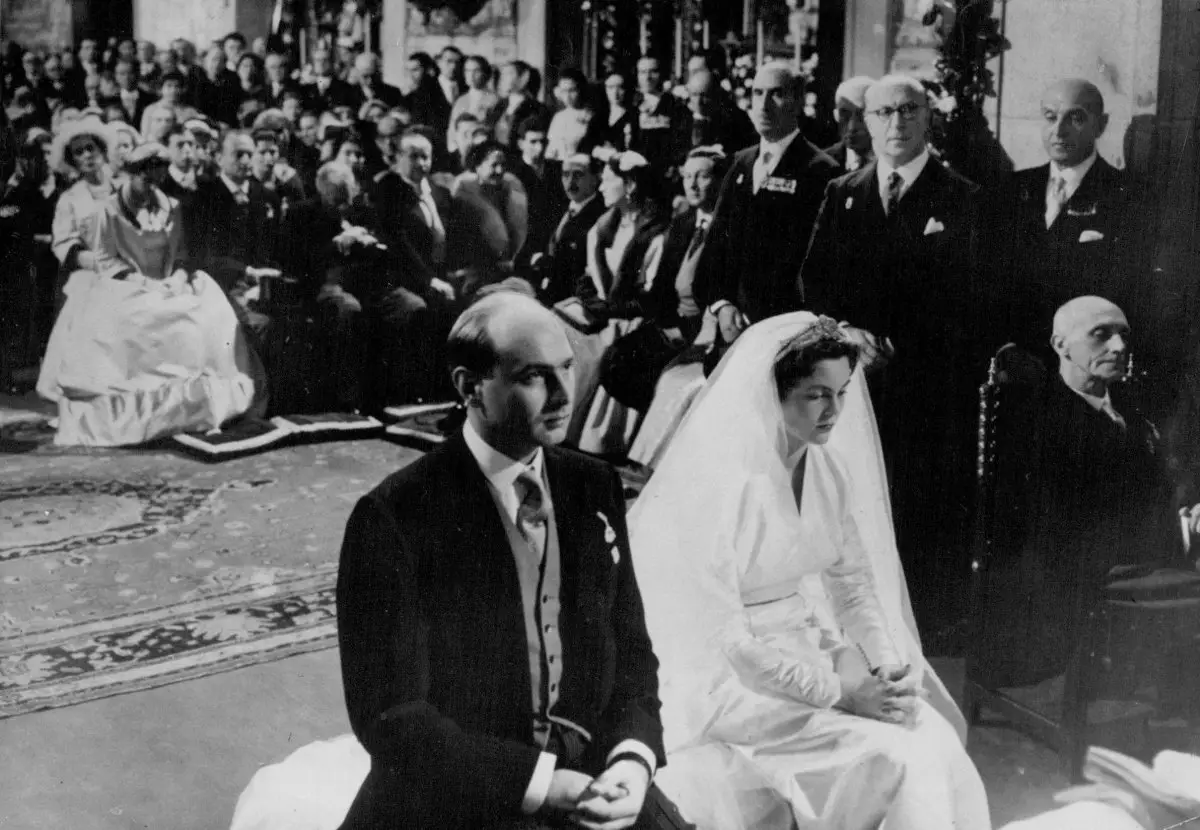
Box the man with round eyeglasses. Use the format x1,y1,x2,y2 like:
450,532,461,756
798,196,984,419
801,73,986,633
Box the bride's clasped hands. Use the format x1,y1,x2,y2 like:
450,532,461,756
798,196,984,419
836,655,922,727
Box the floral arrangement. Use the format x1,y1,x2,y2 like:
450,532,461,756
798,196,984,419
918,0,1012,183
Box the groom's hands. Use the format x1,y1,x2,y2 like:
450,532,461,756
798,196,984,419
544,769,594,814
571,759,651,830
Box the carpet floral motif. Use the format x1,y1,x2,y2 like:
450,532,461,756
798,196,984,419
0,478,273,562
0,438,422,718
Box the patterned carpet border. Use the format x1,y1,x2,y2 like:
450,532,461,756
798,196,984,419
0,401,652,719
0,574,337,719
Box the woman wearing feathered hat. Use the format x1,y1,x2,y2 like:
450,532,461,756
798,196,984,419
37,142,260,446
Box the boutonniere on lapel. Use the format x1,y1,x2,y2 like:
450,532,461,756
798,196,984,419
923,217,945,235
596,511,620,564
844,197,853,210
265,204,276,220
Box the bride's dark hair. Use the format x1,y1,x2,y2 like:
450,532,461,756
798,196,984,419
773,316,860,398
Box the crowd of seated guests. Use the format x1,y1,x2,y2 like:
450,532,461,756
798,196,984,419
3,37,1198,573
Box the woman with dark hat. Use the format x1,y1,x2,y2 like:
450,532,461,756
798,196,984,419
37,142,260,446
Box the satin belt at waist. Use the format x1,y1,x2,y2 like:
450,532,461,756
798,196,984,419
741,585,801,607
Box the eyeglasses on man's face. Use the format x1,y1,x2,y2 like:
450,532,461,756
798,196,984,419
866,102,926,122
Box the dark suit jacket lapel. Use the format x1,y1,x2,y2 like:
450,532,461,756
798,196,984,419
893,158,944,240
852,161,886,226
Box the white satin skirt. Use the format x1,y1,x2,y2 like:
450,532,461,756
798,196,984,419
36,268,256,446
655,594,992,830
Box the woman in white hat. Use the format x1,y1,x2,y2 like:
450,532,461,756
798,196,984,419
48,115,118,273
37,142,259,446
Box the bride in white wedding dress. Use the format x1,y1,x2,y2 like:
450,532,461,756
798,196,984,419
627,312,991,830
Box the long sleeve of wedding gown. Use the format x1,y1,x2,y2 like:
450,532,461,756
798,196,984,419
822,503,903,672
707,478,846,710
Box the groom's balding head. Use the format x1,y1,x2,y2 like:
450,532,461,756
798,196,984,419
448,292,575,457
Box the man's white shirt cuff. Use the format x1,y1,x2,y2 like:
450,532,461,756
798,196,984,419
521,752,557,814
708,300,731,315
606,739,658,778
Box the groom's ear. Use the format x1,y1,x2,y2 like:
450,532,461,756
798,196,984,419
451,366,482,407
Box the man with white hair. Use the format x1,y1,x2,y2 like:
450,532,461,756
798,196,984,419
800,73,984,630
693,62,840,336
353,52,403,109
822,75,874,172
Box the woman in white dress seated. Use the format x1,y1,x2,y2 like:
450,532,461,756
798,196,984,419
37,142,258,446
627,312,991,829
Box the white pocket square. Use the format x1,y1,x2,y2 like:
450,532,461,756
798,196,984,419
1079,230,1105,243
923,218,945,235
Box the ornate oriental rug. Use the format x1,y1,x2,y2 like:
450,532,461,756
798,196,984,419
0,437,421,718
0,411,649,718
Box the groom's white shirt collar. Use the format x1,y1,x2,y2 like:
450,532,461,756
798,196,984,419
463,420,546,523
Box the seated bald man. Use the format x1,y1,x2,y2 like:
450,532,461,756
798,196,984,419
977,295,1200,687
990,79,1141,349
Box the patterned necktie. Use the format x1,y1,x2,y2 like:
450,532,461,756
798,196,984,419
686,216,709,259
515,470,549,555
753,149,774,194
1045,175,1067,228
885,171,904,216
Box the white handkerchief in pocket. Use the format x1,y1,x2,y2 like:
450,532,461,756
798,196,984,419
1079,229,1105,243
923,217,945,236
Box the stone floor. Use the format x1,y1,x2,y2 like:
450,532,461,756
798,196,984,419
0,648,1073,830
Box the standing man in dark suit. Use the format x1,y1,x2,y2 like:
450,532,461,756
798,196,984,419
195,46,240,127
352,52,404,109
991,79,1140,351
693,63,841,340
264,52,301,110
113,59,154,129
336,292,675,830
683,70,756,156
304,47,361,115
821,76,875,173
800,74,983,629
631,56,690,173
512,115,567,272
530,153,606,305
495,61,548,149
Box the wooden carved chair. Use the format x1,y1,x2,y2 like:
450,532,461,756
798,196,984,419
963,345,1200,781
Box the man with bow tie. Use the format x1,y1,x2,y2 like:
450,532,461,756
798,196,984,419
990,79,1141,353
369,129,458,402
187,130,282,337
800,74,985,631
336,292,678,830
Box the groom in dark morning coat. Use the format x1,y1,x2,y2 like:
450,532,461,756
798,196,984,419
336,292,675,830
